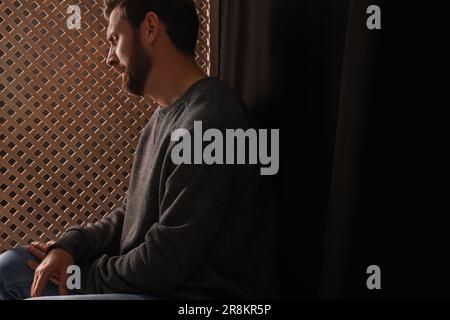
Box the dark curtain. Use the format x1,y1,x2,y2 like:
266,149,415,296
319,1,450,299
218,0,350,299
320,0,381,298
217,0,273,128
217,0,449,299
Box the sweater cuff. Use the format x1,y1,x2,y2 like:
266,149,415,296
47,229,89,263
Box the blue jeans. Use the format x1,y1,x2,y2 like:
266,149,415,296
0,247,156,300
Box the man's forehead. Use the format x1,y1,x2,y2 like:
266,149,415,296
106,7,124,38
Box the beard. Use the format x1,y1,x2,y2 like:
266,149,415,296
122,32,152,96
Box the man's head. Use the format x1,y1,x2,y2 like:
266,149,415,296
104,0,199,96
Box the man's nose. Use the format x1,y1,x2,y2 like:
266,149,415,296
107,48,118,67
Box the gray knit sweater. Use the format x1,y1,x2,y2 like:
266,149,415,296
51,77,278,299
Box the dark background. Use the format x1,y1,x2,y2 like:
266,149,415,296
217,0,449,298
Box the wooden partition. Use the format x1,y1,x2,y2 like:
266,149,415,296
0,0,211,252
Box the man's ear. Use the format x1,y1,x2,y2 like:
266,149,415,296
143,12,160,45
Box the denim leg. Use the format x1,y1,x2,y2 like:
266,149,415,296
0,247,60,300
1,247,160,300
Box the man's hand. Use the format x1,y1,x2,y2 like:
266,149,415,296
27,241,60,286
27,241,55,261
28,246,75,297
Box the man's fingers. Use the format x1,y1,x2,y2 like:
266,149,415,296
29,247,71,297
27,245,46,261
32,269,52,298
46,240,56,247
50,277,60,286
58,270,69,296
31,241,50,252
28,260,59,284
27,260,39,271
31,267,38,297
28,240,56,261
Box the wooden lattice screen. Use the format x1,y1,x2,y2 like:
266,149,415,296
0,0,210,253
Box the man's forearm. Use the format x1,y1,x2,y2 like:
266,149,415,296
50,199,127,262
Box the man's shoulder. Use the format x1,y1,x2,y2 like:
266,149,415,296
181,78,251,130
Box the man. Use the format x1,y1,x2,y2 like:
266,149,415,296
0,0,278,300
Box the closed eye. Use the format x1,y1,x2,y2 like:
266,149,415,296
108,33,118,44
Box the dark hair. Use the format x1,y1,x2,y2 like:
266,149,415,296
104,0,199,56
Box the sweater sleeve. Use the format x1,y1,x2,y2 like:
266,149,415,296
85,160,236,295
48,196,127,262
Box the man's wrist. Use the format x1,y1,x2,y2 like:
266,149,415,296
48,229,88,262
